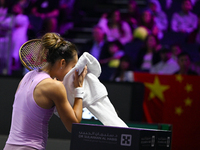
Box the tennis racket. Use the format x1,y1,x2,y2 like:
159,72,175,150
19,39,47,71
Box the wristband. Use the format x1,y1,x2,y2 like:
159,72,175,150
74,87,84,99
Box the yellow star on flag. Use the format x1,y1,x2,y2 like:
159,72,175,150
185,83,193,93
148,92,155,100
184,97,192,106
145,76,170,102
175,106,183,116
175,74,183,83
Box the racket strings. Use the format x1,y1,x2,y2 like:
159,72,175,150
20,40,47,70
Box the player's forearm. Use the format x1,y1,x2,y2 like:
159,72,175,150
73,98,83,123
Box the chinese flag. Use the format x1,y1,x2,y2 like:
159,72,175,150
133,72,200,150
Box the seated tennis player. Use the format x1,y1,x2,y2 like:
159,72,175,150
4,33,87,150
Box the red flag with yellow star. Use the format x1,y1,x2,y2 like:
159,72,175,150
133,72,200,150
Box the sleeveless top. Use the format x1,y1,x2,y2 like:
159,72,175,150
6,70,55,150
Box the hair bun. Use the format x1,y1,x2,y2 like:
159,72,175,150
41,33,61,49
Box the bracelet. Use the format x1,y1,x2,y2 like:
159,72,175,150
74,87,84,99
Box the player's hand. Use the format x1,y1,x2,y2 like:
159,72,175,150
74,66,87,88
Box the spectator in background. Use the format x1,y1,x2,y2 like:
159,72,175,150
0,0,11,39
58,0,76,35
100,40,124,68
0,0,10,22
18,0,31,10
148,0,168,39
98,9,132,45
190,47,200,75
31,0,60,35
138,9,155,33
110,55,134,82
137,9,160,40
0,0,12,74
188,14,200,44
135,34,161,72
150,46,179,74
170,43,182,61
123,0,141,32
171,0,198,33
20,0,42,39
12,2,29,71
59,0,75,19
174,52,198,75
0,2,29,72
80,25,109,61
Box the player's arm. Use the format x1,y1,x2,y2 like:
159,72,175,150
49,81,83,132
48,67,87,132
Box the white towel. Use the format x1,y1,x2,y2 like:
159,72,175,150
55,52,128,127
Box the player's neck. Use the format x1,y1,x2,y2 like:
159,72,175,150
41,63,54,78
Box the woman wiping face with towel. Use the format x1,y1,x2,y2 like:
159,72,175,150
4,33,87,150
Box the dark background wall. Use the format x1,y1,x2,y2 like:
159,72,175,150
0,76,145,139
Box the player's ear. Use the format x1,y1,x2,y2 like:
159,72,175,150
60,59,66,67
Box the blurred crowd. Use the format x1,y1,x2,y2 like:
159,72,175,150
0,0,200,81
81,0,200,82
0,0,76,75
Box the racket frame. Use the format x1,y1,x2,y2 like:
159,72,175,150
19,39,43,71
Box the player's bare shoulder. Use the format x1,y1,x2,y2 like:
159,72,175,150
33,78,67,109
35,78,65,98
38,78,64,92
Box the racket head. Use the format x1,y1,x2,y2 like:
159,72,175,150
19,39,47,71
